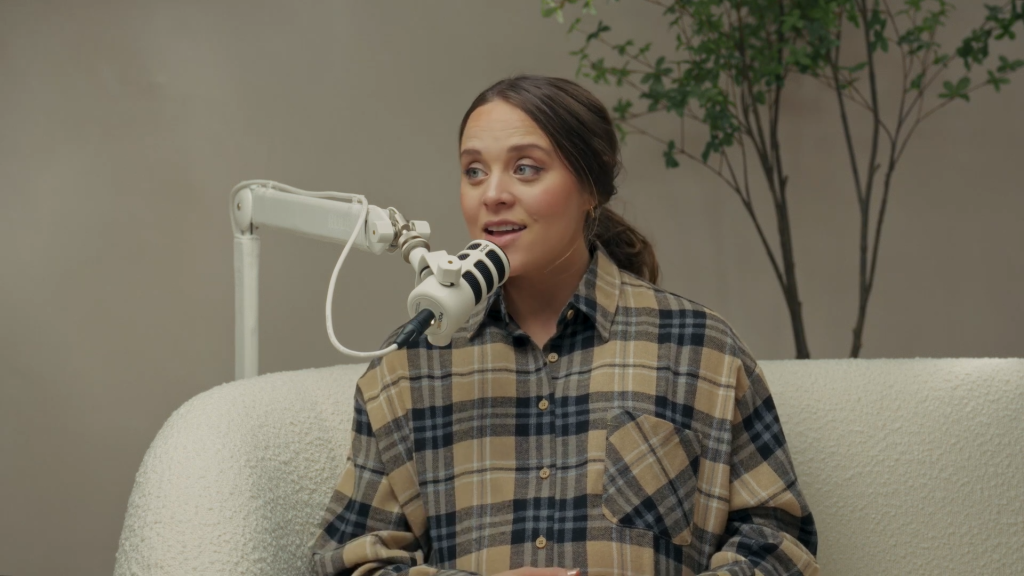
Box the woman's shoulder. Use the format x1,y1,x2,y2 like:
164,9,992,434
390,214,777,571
354,324,415,401
617,269,729,325
616,269,752,356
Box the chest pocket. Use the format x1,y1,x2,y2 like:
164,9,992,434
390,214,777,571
602,408,703,546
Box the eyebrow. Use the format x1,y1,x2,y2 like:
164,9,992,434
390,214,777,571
460,143,551,159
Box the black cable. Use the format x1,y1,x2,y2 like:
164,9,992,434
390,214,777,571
393,308,437,349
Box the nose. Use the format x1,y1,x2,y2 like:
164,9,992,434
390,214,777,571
482,173,515,211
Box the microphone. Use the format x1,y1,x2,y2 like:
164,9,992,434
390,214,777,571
398,240,510,347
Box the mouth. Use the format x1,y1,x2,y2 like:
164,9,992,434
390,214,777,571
483,223,527,247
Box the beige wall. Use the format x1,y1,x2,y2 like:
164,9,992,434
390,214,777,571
1,1,1020,575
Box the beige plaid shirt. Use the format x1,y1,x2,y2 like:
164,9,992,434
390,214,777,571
312,245,818,576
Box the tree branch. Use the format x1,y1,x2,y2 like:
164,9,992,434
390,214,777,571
737,125,754,205
590,34,656,70
918,81,994,121
732,5,778,204
859,0,884,206
830,19,865,204
821,75,899,144
619,119,735,189
618,117,786,288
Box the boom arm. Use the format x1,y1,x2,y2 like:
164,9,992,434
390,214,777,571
230,180,430,380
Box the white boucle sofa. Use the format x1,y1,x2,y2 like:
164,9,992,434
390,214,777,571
113,359,1024,576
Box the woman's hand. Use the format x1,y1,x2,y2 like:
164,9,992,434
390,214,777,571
492,568,579,576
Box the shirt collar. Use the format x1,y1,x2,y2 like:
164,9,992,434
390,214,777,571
465,243,621,342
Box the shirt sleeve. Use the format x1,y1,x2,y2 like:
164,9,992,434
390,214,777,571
700,351,819,576
310,382,477,576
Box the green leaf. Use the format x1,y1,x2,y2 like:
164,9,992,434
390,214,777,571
586,20,611,43
589,57,610,84
612,98,634,119
611,67,633,86
540,0,561,21
987,69,1010,91
700,141,714,163
939,77,971,101
867,6,889,53
997,55,1024,73
782,9,804,33
847,7,863,27
984,3,1006,19
909,71,925,91
664,140,680,168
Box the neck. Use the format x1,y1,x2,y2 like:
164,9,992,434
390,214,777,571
502,240,592,337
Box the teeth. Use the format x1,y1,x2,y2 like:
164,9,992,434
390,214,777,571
487,224,525,232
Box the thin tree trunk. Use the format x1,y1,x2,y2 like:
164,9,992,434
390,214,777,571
774,179,811,359
850,144,897,357
847,0,886,357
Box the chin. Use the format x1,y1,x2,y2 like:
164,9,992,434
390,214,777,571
502,249,522,279
500,246,533,279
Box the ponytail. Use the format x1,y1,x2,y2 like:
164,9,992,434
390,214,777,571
590,206,660,285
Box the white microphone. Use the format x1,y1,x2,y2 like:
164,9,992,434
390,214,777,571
400,240,510,347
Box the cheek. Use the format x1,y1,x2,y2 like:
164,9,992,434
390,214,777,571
525,176,585,231
459,186,477,236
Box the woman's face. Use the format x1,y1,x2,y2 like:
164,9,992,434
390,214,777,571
459,100,591,279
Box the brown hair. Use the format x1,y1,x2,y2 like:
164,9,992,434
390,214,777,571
458,75,660,285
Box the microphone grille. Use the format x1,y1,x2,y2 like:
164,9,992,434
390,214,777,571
461,271,483,304
473,260,495,293
485,250,506,284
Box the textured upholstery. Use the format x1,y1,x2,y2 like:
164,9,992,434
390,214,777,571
114,358,1024,575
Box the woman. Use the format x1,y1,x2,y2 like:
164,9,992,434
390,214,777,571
311,75,818,576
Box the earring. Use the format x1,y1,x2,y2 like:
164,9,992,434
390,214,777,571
589,205,596,219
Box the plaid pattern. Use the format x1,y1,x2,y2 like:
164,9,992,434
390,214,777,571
312,245,818,576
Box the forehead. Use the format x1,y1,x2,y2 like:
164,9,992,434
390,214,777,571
460,100,552,151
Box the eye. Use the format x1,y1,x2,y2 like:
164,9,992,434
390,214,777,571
514,164,542,177
464,166,486,180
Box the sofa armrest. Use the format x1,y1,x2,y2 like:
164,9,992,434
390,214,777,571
114,363,369,576
762,358,1024,575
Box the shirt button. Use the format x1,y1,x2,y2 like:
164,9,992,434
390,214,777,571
539,467,551,479
538,398,549,411
535,536,547,549
566,309,575,320
547,352,559,363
